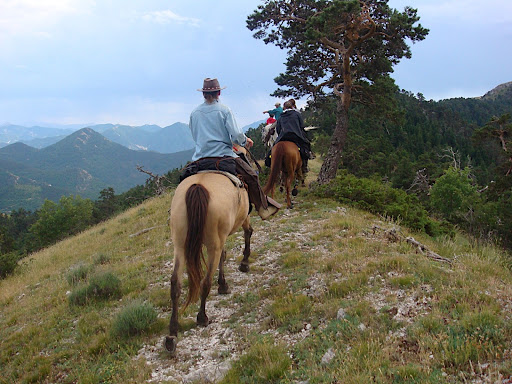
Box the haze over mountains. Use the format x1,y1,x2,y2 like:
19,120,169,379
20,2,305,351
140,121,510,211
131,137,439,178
0,119,265,212
1,81,510,214
0,121,264,152
0,122,195,153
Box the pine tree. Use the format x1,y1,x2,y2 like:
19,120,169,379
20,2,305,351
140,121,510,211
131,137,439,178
247,0,428,183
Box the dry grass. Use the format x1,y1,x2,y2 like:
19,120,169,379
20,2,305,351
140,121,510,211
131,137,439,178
1,165,512,383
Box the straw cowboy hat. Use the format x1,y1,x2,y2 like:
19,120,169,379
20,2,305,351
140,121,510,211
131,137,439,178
197,78,226,92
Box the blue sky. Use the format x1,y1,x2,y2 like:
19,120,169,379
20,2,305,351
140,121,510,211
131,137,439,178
0,0,510,128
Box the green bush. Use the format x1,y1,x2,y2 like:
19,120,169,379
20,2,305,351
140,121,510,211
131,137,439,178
68,285,90,306
315,171,446,236
430,167,479,223
88,272,122,299
69,271,121,306
111,300,158,338
0,252,19,279
66,264,91,286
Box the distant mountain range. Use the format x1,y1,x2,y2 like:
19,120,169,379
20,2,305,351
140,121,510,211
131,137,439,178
0,121,265,152
0,122,196,153
0,128,193,212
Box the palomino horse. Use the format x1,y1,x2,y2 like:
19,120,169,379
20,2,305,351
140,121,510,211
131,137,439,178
263,141,303,209
164,172,253,355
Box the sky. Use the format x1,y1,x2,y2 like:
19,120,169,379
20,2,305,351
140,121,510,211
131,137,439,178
0,0,510,128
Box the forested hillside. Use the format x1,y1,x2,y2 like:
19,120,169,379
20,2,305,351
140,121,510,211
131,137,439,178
294,83,512,248
0,128,193,212
302,85,511,186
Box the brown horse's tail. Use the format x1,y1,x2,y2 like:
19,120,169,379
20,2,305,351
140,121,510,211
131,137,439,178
263,142,284,195
184,183,209,308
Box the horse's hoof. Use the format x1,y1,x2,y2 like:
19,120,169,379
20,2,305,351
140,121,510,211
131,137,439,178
197,314,209,327
292,188,298,196
164,336,177,356
238,263,249,273
218,285,231,295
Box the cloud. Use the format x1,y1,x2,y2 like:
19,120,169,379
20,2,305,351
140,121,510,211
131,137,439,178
0,0,93,39
77,97,195,127
141,10,200,27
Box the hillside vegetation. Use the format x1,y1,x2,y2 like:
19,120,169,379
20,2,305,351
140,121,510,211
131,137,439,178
0,128,192,212
1,159,511,383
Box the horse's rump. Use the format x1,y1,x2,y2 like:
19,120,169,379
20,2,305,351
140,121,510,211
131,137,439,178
263,141,302,208
263,141,300,194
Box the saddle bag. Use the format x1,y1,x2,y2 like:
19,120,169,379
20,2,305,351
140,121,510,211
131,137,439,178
180,156,237,182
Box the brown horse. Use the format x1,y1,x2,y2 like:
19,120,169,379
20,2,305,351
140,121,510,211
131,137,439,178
263,141,303,209
164,172,253,356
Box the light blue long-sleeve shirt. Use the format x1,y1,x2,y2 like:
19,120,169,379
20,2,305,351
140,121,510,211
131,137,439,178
189,100,247,161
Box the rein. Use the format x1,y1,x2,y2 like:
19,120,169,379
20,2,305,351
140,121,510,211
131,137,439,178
244,148,263,174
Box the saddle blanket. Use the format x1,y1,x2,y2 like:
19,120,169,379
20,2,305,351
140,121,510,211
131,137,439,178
197,170,244,188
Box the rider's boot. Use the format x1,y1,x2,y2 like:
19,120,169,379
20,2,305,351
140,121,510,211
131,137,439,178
258,197,281,220
301,158,309,175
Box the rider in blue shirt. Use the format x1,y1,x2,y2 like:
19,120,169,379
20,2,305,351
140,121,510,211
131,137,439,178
190,97,246,161
188,78,280,220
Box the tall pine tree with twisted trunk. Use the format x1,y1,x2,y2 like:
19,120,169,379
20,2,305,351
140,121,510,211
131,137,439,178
247,0,428,184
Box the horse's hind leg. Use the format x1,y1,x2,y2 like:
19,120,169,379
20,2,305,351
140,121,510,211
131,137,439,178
295,160,304,192
164,252,184,355
238,218,253,273
218,249,231,294
285,173,293,209
292,178,299,197
197,247,221,327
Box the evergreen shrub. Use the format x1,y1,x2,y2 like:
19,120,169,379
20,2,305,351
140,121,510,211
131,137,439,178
111,300,158,338
66,264,91,286
315,171,446,236
0,252,18,279
87,272,122,299
69,271,121,306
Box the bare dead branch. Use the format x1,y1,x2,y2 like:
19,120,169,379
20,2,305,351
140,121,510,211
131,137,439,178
372,225,452,265
129,225,166,238
136,165,170,195
405,237,453,265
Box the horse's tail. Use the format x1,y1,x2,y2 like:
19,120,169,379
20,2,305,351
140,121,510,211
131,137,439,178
263,142,284,195
184,183,209,308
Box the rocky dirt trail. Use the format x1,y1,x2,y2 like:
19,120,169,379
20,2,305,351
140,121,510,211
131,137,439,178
135,196,511,384
136,201,423,383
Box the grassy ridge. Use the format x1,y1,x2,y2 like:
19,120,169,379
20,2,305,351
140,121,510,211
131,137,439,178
0,195,174,383
1,160,511,383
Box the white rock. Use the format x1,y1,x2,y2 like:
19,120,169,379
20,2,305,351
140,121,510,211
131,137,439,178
321,348,335,365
